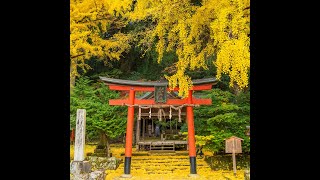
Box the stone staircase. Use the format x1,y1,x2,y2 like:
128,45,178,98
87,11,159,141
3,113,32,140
105,152,245,180
149,142,175,152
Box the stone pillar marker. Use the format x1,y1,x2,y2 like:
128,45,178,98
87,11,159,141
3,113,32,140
74,109,86,161
70,109,106,180
71,109,91,179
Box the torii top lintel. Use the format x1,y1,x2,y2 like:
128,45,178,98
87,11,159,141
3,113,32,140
99,77,218,91
99,77,218,106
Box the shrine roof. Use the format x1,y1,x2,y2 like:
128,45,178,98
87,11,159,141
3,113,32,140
99,77,218,87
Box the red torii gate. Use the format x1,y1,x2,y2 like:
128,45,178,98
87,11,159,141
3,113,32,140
99,77,217,177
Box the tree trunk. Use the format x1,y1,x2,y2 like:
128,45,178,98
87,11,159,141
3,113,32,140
70,64,76,91
106,138,110,157
99,131,107,146
232,83,241,96
98,131,110,157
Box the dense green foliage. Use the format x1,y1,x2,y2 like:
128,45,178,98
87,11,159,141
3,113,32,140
70,77,127,141
180,89,250,153
71,69,250,154
71,68,250,154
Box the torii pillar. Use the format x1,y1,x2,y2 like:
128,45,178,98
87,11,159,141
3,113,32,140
186,90,198,177
122,89,135,178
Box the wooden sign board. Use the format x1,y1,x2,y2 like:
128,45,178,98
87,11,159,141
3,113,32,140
154,86,167,103
225,136,243,154
225,136,243,176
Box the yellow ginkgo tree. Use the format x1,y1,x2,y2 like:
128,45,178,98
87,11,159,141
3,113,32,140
70,0,250,97
128,0,250,97
70,0,133,89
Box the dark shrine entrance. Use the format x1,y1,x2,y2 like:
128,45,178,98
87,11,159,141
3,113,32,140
99,77,217,177
135,92,188,152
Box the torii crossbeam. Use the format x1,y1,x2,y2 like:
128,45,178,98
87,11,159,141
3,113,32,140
99,77,218,177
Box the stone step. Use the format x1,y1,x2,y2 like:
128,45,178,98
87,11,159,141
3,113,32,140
110,152,214,179
130,160,190,162
131,165,211,168
130,165,208,169
106,170,214,179
94,149,106,153
130,165,209,168
128,152,150,156
129,161,208,164
131,157,190,162
120,152,188,156
130,161,207,165
132,168,211,172
131,157,189,160
130,158,205,161
120,165,210,169
133,165,210,168
121,162,209,166
127,161,207,163
149,150,175,153
146,172,177,175
131,159,189,162
132,160,190,162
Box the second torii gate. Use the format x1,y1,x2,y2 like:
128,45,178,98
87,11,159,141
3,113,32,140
99,77,217,178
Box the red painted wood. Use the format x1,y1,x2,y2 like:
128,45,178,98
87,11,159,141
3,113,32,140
191,84,213,90
187,90,196,157
135,99,188,105
109,99,129,105
109,98,211,105
193,98,212,105
109,99,187,105
109,85,154,91
125,90,135,157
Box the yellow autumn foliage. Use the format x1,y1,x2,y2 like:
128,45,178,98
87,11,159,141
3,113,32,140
70,0,133,88
210,0,250,89
70,0,250,96
104,145,246,180
70,144,96,160
128,0,250,97
195,135,215,146
70,144,248,179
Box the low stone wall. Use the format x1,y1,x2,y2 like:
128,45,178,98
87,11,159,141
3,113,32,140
70,161,106,180
86,156,122,170
70,170,105,180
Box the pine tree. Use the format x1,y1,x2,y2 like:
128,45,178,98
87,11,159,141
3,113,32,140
70,77,127,156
